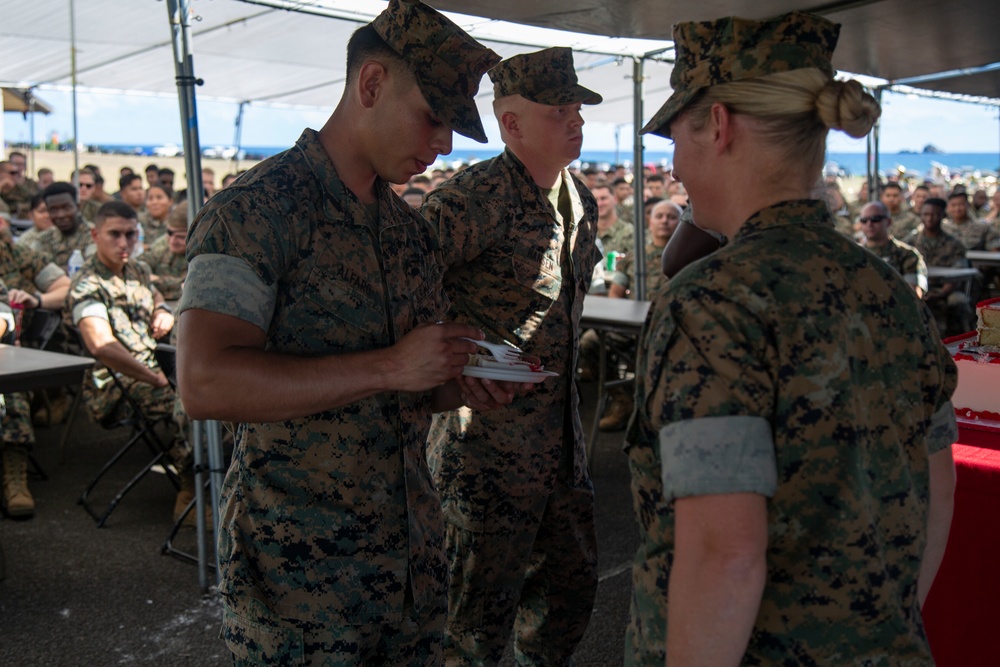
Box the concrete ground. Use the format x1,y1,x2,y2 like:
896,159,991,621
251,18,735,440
1,381,640,666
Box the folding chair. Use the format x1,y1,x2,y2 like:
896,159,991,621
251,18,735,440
70,331,181,528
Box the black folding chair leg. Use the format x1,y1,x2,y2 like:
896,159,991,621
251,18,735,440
90,450,172,528
78,425,175,527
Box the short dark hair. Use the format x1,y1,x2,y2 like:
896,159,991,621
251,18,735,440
119,173,142,190
95,200,138,226
612,177,629,187
646,174,665,184
41,181,78,202
923,197,947,210
402,187,425,198
882,182,902,192
145,163,159,173
947,190,968,202
913,184,930,193
30,192,46,210
346,24,411,85
158,168,174,177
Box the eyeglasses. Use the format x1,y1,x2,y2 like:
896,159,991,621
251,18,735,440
858,215,888,224
167,230,187,238
79,183,95,189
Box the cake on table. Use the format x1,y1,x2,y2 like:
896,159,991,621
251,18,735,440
948,297,1000,425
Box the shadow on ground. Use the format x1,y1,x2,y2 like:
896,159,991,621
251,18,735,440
1,380,639,666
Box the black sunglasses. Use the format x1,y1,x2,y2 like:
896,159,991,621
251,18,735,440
858,215,888,223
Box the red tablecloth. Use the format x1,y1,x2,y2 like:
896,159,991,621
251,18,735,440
922,434,1000,666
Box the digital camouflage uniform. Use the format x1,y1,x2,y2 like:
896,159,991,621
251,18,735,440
178,0,500,659
625,200,958,666
943,217,1000,251
1,181,37,220
866,236,928,294
65,255,189,469
598,218,635,258
424,145,601,666
611,241,668,298
35,219,95,272
0,238,66,450
142,215,171,247
907,229,974,336
79,198,102,226
629,10,960,661
183,128,458,665
890,207,922,240
0,278,34,449
141,233,187,300
16,225,47,253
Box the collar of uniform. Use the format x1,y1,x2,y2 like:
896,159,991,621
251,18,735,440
732,199,832,244
89,253,144,282
500,148,584,225
295,128,413,232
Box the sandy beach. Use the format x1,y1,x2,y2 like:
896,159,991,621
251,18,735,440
11,147,264,191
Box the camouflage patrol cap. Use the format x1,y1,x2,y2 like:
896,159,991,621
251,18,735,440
371,0,501,143
490,47,602,105
640,11,839,139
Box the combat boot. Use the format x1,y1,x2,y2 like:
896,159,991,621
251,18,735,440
599,387,634,432
2,445,35,518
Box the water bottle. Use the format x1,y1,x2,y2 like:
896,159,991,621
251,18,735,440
68,249,84,277
133,223,145,258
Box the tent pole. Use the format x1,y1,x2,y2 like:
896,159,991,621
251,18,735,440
69,0,79,187
233,101,246,174
166,0,205,217
632,57,646,302
166,0,218,593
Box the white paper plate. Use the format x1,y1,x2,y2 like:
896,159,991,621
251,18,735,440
461,365,559,383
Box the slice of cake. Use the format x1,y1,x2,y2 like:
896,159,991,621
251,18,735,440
949,297,1000,425
978,297,1000,348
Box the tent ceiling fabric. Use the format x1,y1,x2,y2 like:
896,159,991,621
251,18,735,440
432,0,1000,97
0,0,997,127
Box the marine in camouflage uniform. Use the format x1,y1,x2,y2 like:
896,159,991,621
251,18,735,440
860,202,929,295
0,277,38,517
628,12,957,666
65,253,189,468
0,238,67,507
178,2,500,664
599,217,635,258
907,207,975,336
1,181,37,220
423,47,602,666
889,207,922,240
35,216,95,272
866,235,928,294
611,241,669,298
141,229,187,300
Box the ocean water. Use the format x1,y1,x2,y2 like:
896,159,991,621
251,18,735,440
90,143,1000,177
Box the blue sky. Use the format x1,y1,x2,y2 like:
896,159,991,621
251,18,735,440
3,87,999,158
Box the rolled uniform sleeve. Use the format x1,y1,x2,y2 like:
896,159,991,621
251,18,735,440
644,285,779,502
179,188,295,330
179,255,276,332
35,263,67,293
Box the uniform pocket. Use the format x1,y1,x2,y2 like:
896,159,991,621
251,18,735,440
223,600,305,666
302,266,385,336
511,239,561,302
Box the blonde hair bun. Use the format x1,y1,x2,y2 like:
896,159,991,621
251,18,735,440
816,79,881,138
